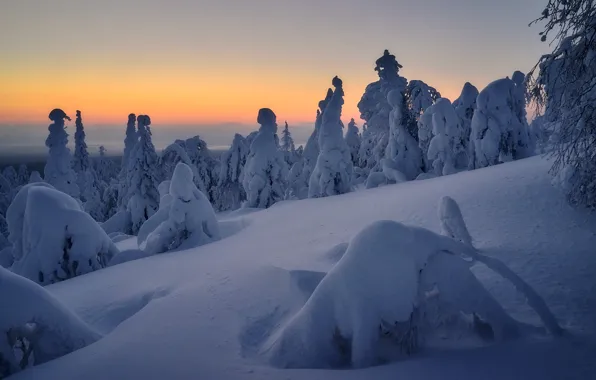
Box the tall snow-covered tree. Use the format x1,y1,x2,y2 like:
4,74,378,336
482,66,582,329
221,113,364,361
280,121,296,166
453,82,479,169
309,76,353,198
44,109,80,198
428,98,466,176
418,103,436,171
216,133,249,211
242,108,288,208
511,71,533,157
72,110,91,181
385,90,423,180
124,115,161,234
345,118,361,167
122,113,137,170
182,136,219,204
405,79,441,138
527,0,596,208
357,50,408,171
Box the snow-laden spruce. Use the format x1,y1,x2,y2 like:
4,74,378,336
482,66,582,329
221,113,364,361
123,115,160,234
428,98,467,176
308,77,353,198
43,109,80,198
0,266,100,378
280,121,297,166
94,146,116,186
159,143,200,186
216,133,249,211
453,82,479,169
511,71,533,158
357,50,408,171
418,103,436,170
141,163,220,255
118,113,138,210
405,79,441,136
242,108,288,208
345,118,361,167
17,165,29,187
470,78,529,168
181,136,219,204
72,110,91,195
9,185,119,285
384,89,423,180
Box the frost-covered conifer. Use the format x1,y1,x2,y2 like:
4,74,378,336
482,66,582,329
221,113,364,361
242,108,288,208
385,90,423,180
16,164,29,186
428,98,465,176
453,83,479,169
94,146,115,185
417,104,436,171
216,133,249,211
405,80,441,136
72,110,91,184
2,167,17,188
124,115,160,234
511,71,533,157
345,118,361,167
182,136,219,204
280,121,296,166
122,113,137,170
43,109,80,198
470,79,527,168
309,77,353,198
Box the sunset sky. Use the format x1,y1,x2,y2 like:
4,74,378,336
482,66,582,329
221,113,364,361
1,0,550,143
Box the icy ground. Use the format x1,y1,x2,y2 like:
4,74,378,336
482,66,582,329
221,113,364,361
12,156,596,379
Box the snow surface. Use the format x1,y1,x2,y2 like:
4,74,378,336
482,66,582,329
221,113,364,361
9,156,596,379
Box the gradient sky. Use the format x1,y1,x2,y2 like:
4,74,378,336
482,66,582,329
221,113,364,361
0,0,550,141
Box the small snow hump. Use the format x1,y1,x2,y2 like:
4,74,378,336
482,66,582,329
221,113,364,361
438,196,473,246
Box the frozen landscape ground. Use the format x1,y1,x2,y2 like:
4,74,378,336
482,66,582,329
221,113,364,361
8,156,596,379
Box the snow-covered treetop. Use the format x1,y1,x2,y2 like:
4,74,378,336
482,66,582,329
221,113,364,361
512,71,525,87
406,80,441,116
257,108,278,135
48,109,71,122
374,49,403,80
453,82,479,109
318,76,345,149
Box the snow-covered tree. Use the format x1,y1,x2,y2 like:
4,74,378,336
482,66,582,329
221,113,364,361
428,98,467,176
216,133,249,211
511,71,533,158
280,121,296,166
0,266,100,378
345,118,361,167
453,82,479,169
242,108,288,208
72,110,91,187
124,115,160,234
44,109,80,198
81,170,104,221
357,50,408,171
309,77,353,198
141,163,220,255
405,80,441,137
470,78,527,168
16,164,29,186
159,142,201,188
28,171,43,184
94,146,116,185
417,104,436,171
122,113,137,170
8,184,118,285
101,179,120,221
2,166,17,188
181,136,219,204
385,90,423,180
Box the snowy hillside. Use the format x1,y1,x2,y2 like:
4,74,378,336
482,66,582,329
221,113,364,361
9,156,596,379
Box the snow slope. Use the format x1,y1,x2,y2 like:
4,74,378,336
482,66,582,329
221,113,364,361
11,156,596,379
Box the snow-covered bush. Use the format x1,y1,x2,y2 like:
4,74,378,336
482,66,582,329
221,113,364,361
427,98,466,176
242,109,288,208
141,163,220,255
216,134,249,211
9,186,118,285
345,118,361,167
124,115,160,234
470,78,529,168
453,82,479,169
309,77,353,198
0,266,100,378
44,109,80,198
384,90,423,180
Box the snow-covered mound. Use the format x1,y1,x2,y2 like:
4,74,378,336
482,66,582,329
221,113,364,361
9,157,596,380
9,186,118,285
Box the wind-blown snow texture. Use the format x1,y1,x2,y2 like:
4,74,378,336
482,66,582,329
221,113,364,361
8,157,596,380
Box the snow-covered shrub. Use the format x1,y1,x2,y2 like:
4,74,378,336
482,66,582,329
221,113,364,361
357,50,408,171
124,115,160,234
452,83,479,169
216,134,249,211
345,118,361,167
309,77,353,198
427,98,466,176
44,109,80,198
10,186,118,285
470,78,529,168
242,109,288,208
264,220,516,368
284,159,304,200
384,90,423,180
0,266,100,378
141,163,220,255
